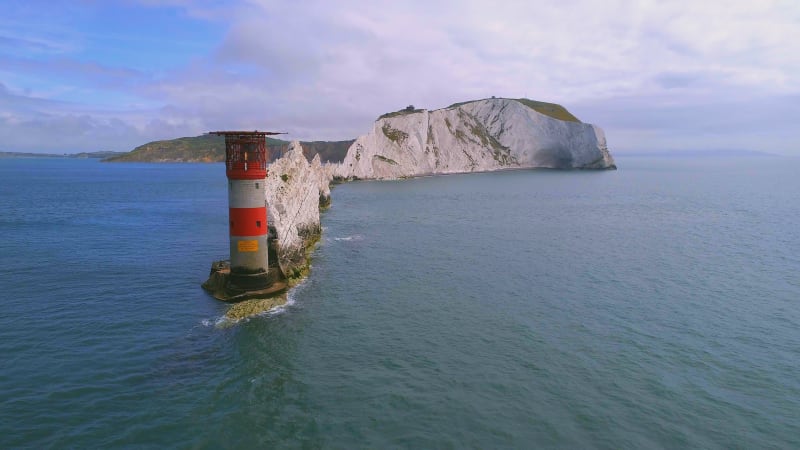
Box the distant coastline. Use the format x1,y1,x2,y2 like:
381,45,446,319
0,151,125,159
614,149,778,158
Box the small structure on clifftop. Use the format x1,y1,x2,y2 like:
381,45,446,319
202,130,287,302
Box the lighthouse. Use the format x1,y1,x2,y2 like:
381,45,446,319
210,130,283,291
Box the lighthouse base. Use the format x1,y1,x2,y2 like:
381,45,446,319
202,260,287,302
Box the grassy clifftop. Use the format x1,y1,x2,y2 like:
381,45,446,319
105,135,353,163
447,98,581,123
105,134,229,162
514,98,581,122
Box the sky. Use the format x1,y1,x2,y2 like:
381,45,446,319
1,0,798,154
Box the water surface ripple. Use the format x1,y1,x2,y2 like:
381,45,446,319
1,157,798,448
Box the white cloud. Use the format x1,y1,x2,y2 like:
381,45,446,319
2,0,799,153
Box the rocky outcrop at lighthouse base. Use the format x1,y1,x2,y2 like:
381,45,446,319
333,98,615,180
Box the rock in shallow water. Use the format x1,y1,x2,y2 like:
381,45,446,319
224,294,288,321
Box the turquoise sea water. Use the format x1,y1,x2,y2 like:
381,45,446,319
1,156,799,448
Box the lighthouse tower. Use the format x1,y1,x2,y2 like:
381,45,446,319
210,131,282,290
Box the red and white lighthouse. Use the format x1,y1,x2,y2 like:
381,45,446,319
210,131,282,290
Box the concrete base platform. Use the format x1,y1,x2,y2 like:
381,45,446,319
201,260,287,303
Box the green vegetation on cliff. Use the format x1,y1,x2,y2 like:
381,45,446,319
514,98,581,122
105,135,354,164
378,105,425,120
381,123,409,144
447,97,581,123
105,134,230,162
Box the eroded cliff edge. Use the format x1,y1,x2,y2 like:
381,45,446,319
333,98,616,180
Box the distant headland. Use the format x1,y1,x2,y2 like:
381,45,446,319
103,134,353,164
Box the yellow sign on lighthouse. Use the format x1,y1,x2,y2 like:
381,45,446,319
237,240,259,252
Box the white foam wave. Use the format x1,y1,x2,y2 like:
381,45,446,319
333,234,363,241
201,315,230,328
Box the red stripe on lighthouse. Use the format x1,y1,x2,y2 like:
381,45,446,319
229,207,267,236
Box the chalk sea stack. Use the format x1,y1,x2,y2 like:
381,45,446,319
264,141,333,281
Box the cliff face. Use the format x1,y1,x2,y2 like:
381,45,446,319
333,98,615,180
265,141,333,279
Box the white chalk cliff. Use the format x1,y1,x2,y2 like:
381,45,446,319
265,141,332,277
333,98,615,180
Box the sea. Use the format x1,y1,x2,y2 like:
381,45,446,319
1,156,798,448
